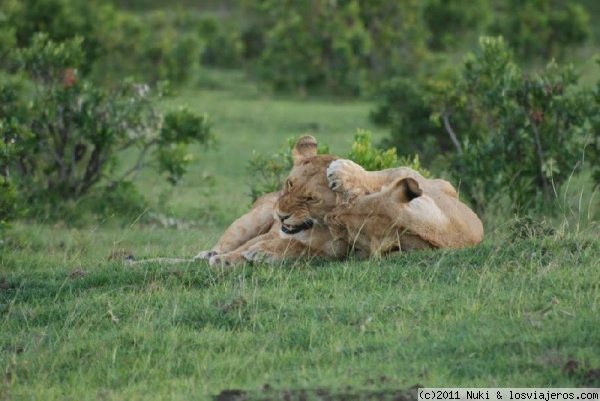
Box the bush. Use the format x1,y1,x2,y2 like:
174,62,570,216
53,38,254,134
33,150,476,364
1,0,119,73
0,123,18,230
586,55,600,187
423,0,491,51
379,37,599,215
490,0,591,61
198,15,244,69
1,34,214,210
93,10,203,84
249,0,370,96
371,76,449,162
347,130,397,171
243,0,428,96
356,0,429,79
1,0,204,85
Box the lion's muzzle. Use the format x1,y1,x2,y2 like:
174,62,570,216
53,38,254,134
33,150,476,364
281,220,314,235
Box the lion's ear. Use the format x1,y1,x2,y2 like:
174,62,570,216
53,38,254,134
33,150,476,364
292,135,318,165
394,177,423,203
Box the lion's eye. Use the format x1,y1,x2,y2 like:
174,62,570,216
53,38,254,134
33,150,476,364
305,196,317,202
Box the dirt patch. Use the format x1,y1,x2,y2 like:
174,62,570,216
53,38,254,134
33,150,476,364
68,267,87,279
562,357,600,386
214,387,418,401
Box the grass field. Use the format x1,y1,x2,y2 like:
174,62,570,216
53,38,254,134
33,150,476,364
1,71,599,400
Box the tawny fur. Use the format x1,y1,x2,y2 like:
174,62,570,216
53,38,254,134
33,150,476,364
325,162,484,257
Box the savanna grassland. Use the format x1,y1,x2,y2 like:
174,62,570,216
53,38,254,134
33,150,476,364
1,70,599,401
2,1,600,398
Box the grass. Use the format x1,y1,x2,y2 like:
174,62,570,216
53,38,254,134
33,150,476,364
1,71,599,400
1,227,599,400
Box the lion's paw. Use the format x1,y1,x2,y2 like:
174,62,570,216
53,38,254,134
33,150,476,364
208,253,244,268
327,159,367,194
193,250,218,260
241,249,274,264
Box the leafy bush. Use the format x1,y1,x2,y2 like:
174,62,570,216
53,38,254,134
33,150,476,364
198,15,244,69
247,130,429,202
85,181,148,221
248,0,370,96
0,121,18,230
347,130,397,171
378,36,599,215
92,10,203,84
490,0,591,61
356,0,429,79
0,176,17,230
243,0,428,96
586,56,600,186
1,0,119,73
1,0,204,85
371,76,451,163
1,34,214,209
423,0,491,51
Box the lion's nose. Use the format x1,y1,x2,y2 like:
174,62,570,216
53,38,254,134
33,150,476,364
277,213,290,222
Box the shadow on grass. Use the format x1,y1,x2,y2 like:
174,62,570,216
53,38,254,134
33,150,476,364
214,386,419,401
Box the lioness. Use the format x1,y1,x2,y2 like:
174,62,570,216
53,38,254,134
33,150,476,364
194,135,349,267
324,159,484,256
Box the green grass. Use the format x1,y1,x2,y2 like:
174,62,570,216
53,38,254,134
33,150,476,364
1,72,599,400
1,227,599,400
133,70,387,221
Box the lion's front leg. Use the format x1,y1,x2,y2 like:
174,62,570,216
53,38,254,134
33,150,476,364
241,237,319,265
327,160,430,201
208,231,277,268
194,191,280,260
327,159,393,202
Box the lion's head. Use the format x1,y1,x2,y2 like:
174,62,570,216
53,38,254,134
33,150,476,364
274,135,339,235
325,177,484,256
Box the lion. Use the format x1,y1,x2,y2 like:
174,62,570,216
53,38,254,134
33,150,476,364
193,135,349,267
324,159,484,257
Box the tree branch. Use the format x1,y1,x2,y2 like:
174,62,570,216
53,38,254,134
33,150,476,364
116,139,157,182
521,81,550,199
442,111,463,156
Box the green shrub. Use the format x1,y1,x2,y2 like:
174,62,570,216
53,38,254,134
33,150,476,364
94,10,203,84
1,34,214,210
490,0,591,61
423,0,491,50
249,0,370,96
198,15,244,69
356,0,429,79
379,36,599,215
347,130,397,171
371,76,449,163
0,123,19,230
1,0,119,73
586,55,600,187
0,73,34,228
86,181,148,221
243,0,428,96
1,0,203,85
